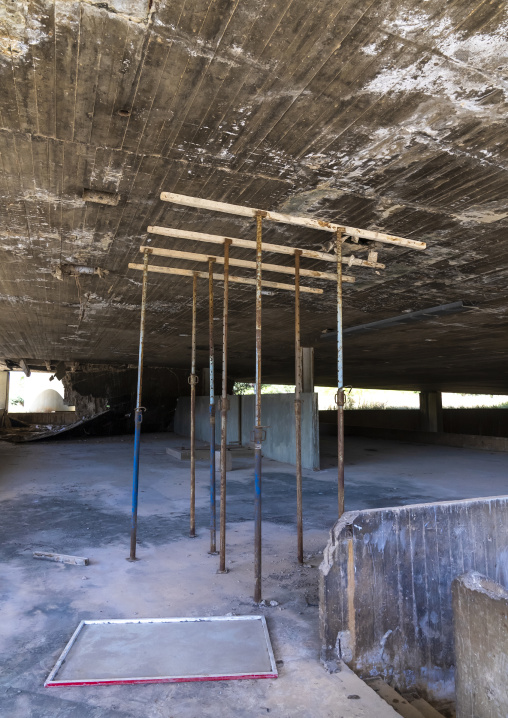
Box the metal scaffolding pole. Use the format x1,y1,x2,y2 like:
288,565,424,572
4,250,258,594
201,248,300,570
208,258,218,554
294,250,303,564
254,212,264,603
129,249,150,561
189,272,198,537
336,230,345,518
218,239,232,574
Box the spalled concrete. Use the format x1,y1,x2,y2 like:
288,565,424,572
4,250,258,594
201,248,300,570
452,571,508,718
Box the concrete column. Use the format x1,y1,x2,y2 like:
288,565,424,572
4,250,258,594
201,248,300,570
301,347,314,394
453,571,508,718
0,371,9,411
419,390,443,432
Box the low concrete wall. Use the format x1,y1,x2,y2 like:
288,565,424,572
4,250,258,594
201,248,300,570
344,425,508,453
320,495,508,703
9,411,77,425
175,393,319,470
452,571,508,718
320,407,508,438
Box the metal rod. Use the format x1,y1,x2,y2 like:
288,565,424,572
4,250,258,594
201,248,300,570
254,212,263,603
129,263,327,292
189,272,198,538
158,193,426,249
337,230,345,518
129,249,150,561
218,239,232,574
141,242,380,272
208,258,217,554
294,250,303,564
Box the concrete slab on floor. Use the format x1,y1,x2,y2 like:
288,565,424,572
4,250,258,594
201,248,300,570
48,616,276,684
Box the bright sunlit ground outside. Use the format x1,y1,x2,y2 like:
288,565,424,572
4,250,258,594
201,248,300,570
8,372,74,412
232,383,508,410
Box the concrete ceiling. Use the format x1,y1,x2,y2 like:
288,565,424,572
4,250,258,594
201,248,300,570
0,0,507,392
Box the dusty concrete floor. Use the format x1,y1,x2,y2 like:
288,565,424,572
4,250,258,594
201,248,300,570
1,433,507,717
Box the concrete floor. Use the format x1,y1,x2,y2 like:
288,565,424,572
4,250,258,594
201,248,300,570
1,433,507,717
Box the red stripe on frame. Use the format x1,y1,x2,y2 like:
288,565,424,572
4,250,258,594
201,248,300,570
46,673,278,687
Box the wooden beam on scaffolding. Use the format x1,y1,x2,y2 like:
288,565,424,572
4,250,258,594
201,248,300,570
159,192,426,250
147,226,382,269
139,246,356,281
128,263,327,293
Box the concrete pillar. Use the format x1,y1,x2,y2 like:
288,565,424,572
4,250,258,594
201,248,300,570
419,390,443,432
0,371,9,411
301,347,314,394
453,571,508,718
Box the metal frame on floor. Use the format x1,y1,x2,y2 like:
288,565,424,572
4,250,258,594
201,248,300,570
45,615,278,687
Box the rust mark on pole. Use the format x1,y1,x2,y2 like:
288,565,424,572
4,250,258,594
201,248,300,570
189,271,198,538
294,250,303,564
254,212,263,603
337,230,345,518
208,257,218,555
129,249,150,561
218,238,232,574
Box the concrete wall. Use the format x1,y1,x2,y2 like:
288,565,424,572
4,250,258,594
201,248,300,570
320,496,508,703
320,407,508,437
175,393,320,470
174,394,242,446
452,571,508,718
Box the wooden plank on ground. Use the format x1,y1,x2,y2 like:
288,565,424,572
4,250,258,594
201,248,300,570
33,551,89,566
364,677,424,718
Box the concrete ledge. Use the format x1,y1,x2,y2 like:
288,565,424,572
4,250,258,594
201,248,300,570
453,571,508,718
344,425,508,452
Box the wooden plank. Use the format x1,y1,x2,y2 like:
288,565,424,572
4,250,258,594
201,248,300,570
147,225,373,271
33,551,89,566
409,698,445,718
128,263,324,294
140,246,347,281
364,678,424,718
159,192,426,249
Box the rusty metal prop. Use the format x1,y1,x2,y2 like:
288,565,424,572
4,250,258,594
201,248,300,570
218,239,232,574
294,250,303,564
254,212,264,603
129,249,150,561
208,258,218,554
336,230,345,518
189,272,199,537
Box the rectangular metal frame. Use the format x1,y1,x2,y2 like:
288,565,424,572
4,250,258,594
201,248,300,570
45,615,278,687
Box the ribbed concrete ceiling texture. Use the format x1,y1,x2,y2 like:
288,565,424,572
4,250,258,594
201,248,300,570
0,0,507,391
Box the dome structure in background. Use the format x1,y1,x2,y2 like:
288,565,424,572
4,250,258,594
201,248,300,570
26,388,68,413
